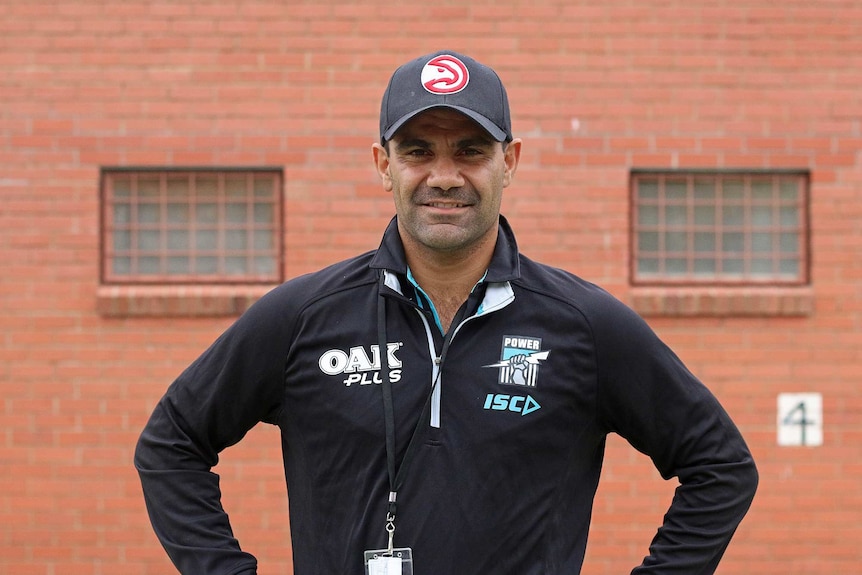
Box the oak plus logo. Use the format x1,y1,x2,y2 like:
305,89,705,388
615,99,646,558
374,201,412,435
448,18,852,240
483,335,549,387
421,54,469,94
318,343,403,386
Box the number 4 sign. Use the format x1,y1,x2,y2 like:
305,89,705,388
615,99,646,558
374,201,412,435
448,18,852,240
777,393,823,446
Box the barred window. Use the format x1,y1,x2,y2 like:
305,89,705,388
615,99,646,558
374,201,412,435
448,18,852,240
101,169,283,284
631,170,809,285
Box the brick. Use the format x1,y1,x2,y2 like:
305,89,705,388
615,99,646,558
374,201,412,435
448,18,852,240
3,3,862,574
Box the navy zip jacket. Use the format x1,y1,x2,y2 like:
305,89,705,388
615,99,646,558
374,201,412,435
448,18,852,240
135,215,758,575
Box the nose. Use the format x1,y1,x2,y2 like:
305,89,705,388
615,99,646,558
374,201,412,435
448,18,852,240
425,155,465,191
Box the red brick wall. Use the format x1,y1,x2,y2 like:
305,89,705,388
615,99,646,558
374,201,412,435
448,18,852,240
2,1,860,573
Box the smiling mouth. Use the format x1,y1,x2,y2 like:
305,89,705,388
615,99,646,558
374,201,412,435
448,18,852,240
425,202,469,208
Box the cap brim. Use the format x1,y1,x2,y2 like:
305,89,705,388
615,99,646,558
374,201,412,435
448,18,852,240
382,104,509,143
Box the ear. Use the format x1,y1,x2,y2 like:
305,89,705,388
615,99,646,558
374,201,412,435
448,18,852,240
502,138,522,188
372,143,393,192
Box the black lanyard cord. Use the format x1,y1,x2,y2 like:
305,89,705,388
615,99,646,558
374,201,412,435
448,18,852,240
377,286,397,504
376,274,449,521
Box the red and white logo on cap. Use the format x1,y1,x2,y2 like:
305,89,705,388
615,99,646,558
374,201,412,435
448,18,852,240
421,55,469,95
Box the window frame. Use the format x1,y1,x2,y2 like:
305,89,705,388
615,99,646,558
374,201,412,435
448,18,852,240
99,167,284,285
630,169,811,287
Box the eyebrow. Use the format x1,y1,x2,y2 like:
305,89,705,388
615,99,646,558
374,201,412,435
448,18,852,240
393,136,495,153
393,138,431,152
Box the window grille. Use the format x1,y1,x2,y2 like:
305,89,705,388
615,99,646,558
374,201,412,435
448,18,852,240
631,170,809,285
101,169,283,284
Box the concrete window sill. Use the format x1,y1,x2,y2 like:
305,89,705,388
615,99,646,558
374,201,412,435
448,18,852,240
629,286,814,317
96,284,276,318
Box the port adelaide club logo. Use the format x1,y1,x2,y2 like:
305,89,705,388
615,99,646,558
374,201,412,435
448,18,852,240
483,335,549,387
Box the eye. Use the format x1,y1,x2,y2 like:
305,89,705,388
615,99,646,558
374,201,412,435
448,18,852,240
404,148,431,157
458,147,488,158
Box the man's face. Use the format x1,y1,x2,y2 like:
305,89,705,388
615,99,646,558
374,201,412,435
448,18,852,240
373,108,521,258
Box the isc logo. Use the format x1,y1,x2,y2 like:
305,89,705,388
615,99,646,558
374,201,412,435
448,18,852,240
483,393,541,416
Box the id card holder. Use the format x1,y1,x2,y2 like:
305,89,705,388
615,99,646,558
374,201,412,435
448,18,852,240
364,548,414,575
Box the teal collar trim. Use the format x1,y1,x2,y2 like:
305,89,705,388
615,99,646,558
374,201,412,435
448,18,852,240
406,267,442,333
405,267,493,334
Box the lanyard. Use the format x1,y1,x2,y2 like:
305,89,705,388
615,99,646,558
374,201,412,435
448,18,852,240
376,283,452,554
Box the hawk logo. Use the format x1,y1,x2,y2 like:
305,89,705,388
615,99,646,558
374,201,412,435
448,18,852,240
483,335,549,387
421,54,469,94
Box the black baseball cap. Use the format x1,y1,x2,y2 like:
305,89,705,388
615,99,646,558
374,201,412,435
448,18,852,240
379,50,513,144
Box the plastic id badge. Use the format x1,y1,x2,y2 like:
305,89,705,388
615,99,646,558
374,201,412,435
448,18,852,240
364,548,413,575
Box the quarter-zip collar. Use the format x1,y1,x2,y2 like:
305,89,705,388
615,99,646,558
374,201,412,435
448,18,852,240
373,215,519,432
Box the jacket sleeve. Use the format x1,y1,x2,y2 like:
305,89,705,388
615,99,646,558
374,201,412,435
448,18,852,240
134,289,291,575
592,298,758,575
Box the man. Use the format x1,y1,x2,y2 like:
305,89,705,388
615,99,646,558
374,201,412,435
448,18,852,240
136,50,758,574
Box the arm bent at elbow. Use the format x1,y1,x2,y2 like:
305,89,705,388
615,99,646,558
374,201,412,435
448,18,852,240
135,397,259,575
